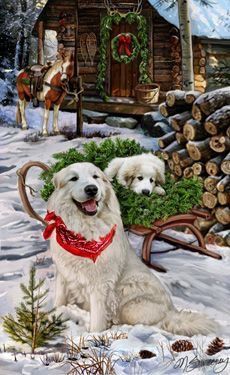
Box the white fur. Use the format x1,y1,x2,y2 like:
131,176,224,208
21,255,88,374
48,162,218,335
104,153,166,195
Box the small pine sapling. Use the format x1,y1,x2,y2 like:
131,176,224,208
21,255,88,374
3,267,66,354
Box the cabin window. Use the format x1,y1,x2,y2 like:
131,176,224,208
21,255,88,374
44,30,58,63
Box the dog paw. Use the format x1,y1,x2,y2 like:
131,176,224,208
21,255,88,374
154,186,166,196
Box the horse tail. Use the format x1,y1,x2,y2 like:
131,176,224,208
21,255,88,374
16,102,22,125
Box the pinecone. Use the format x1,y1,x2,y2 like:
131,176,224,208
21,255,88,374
206,337,224,356
139,350,156,359
171,339,194,352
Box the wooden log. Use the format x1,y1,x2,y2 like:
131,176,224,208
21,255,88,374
172,149,188,164
158,131,176,149
194,66,206,75
192,87,230,121
209,135,230,153
221,153,230,175
192,162,206,176
194,57,206,67
180,157,194,168
175,132,187,144
217,191,230,206
194,74,205,83
159,103,190,118
204,105,230,135
202,192,218,209
193,49,206,58
185,91,201,104
217,175,230,192
174,164,183,177
204,223,226,245
204,176,223,194
166,90,186,107
169,111,192,131
215,207,230,225
194,218,216,233
227,126,230,138
161,141,184,160
183,119,207,141
206,155,223,176
186,139,213,161
183,167,194,178
167,159,175,171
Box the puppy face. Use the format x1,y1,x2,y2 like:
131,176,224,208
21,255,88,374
52,163,109,216
125,164,158,196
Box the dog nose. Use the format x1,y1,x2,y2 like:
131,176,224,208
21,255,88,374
84,184,98,197
142,189,150,196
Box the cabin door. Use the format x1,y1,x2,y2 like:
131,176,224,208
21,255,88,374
110,21,139,97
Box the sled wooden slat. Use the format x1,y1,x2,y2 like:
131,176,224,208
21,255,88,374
129,210,222,272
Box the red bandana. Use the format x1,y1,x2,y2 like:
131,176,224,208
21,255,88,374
43,211,117,262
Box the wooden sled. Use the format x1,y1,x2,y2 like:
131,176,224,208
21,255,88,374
17,161,222,272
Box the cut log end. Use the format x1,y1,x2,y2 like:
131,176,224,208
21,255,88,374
204,121,217,135
192,104,202,121
215,207,230,225
202,192,218,209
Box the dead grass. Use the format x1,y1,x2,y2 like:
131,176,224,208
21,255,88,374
67,349,116,375
40,352,65,366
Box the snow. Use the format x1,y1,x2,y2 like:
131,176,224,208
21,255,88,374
150,0,230,40
0,105,230,374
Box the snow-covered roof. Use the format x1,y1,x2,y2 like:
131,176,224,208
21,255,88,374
149,0,230,40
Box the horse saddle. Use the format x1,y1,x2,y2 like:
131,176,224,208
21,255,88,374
27,63,52,107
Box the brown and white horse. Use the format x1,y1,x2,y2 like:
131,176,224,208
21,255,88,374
16,51,74,136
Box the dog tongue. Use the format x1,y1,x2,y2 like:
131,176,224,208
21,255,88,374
82,199,97,212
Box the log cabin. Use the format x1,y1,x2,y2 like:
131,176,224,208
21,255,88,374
32,0,229,115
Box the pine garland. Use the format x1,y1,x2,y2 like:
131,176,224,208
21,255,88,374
96,12,151,100
40,138,203,227
3,267,66,353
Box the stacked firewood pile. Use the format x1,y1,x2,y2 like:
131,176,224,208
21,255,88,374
158,88,230,247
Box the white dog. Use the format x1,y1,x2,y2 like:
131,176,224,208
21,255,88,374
46,162,217,335
104,153,166,196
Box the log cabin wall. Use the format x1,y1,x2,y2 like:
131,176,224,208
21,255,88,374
152,9,174,93
35,0,207,99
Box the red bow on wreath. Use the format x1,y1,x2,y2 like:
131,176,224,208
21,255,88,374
118,34,133,57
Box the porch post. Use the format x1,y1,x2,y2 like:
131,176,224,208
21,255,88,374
75,0,83,137
38,21,44,65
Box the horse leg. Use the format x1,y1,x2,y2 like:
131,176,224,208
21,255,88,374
19,99,28,130
53,104,61,135
42,100,51,136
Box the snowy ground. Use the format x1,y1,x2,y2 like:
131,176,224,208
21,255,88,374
0,105,230,374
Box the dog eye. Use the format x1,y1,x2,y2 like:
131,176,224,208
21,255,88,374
93,175,99,179
137,176,143,181
150,178,154,183
70,176,78,182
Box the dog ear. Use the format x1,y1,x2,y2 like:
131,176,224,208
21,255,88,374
104,158,125,181
52,169,69,189
119,168,134,187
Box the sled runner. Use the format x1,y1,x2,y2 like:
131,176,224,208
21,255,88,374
17,161,222,273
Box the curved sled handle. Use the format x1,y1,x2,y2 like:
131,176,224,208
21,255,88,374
17,161,50,226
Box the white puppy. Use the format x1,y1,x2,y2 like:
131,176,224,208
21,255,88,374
104,153,166,196
46,162,217,336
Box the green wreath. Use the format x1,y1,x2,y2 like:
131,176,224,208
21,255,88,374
111,32,140,64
